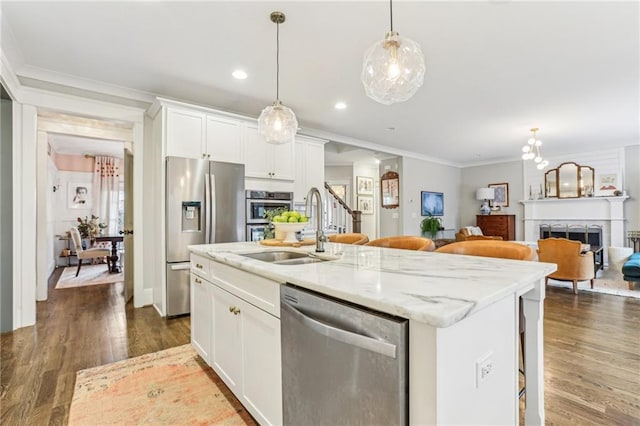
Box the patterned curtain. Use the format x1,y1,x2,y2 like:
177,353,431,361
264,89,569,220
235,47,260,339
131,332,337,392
92,156,121,235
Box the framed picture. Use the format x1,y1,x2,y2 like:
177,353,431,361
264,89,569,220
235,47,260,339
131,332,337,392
68,183,92,209
356,176,373,195
596,173,621,196
488,182,509,207
357,196,374,215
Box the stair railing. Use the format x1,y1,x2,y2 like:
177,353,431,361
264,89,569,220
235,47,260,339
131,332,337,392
324,182,362,233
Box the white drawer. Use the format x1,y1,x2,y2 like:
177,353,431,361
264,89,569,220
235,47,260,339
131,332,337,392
190,253,211,280
209,260,281,318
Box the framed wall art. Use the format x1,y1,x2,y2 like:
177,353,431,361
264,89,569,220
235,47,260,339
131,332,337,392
356,176,373,195
488,182,509,207
357,196,374,215
68,182,92,209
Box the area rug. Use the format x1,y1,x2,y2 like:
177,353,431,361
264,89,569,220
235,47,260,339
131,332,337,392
55,264,123,289
68,344,255,425
547,272,639,299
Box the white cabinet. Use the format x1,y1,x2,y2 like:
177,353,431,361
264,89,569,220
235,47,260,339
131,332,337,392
166,107,206,159
294,135,327,203
164,106,243,163
190,255,282,425
205,116,243,163
190,273,212,363
244,125,295,180
211,284,242,394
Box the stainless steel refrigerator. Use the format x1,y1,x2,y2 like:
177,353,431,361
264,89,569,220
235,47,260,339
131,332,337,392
165,156,245,316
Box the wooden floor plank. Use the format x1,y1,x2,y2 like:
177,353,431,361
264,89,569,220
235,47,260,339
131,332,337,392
1,270,639,424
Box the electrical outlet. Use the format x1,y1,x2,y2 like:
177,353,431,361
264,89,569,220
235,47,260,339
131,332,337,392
476,352,494,388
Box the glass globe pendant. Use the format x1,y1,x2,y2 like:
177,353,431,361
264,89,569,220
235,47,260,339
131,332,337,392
258,11,298,145
361,1,425,105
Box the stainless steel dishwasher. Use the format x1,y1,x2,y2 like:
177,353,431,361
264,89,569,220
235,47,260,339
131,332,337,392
281,284,409,425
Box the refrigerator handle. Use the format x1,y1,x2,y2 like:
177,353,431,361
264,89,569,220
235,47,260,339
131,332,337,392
204,173,211,244
210,173,216,243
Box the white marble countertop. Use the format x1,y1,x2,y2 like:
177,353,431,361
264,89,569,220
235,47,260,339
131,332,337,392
189,242,556,328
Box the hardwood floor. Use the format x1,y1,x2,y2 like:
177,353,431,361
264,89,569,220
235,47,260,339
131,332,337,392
1,268,191,425
2,271,639,425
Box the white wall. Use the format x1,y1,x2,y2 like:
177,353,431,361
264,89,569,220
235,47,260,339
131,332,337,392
401,157,462,236
1,96,13,332
461,161,524,239
624,145,640,234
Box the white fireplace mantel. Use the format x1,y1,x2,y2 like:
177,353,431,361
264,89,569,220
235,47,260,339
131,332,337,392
520,196,629,248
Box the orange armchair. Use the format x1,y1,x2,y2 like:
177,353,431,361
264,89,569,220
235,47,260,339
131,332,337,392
328,233,369,245
365,236,435,251
537,238,595,294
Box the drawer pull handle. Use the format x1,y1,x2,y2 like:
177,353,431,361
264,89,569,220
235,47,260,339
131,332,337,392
196,263,203,269
229,306,240,315
194,278,202,284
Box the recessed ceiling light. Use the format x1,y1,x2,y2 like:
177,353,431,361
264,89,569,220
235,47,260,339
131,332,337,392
334,102,347,110
232,70,248,80
385,126,396,131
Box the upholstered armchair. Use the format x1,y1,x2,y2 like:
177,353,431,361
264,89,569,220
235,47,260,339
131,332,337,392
69,226,110,277
537,238,595,294
365,236,435,251
455,226,503,242
328,233,369,245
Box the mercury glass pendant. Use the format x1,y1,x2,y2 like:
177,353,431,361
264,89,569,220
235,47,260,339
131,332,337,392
361,0,425,105
258,11,298,145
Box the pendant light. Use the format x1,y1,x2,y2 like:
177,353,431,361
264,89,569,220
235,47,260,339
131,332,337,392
521,127,549,170
361,0,426,105
258,11,298,145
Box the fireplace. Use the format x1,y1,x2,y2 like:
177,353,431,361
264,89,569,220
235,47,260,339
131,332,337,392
521,196,629,267
539,224,603,247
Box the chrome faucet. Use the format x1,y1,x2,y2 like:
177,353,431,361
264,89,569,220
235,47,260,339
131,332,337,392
306,187,327,252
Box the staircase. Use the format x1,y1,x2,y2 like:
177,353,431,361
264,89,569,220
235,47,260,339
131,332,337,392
324,182,362,233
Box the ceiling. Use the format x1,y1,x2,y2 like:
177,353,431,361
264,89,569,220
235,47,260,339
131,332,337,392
2,1,638,167
48,133,124,158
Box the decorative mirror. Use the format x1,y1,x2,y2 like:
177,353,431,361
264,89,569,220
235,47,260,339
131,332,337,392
545,169,557,197
380,171,399,209
544,162,595,199
580,166,595,197
557,162,580,198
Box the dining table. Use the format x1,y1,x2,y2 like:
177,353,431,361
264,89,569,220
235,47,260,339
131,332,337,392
94,235,124,273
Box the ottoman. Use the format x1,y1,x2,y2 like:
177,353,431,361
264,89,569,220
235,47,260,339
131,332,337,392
622,252,640,290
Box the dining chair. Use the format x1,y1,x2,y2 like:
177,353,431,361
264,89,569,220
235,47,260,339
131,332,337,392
69,227,110,277
328,233,369,245
365,236,435,251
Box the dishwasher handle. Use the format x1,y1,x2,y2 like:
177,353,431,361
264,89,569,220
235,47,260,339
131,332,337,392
282,302,397,358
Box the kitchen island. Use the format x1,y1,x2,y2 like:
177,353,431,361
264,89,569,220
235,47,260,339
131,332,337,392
189,241,555,425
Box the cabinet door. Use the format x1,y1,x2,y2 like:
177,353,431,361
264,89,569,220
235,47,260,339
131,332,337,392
190,273,212,363
166,107,206,159
206,116,243,163
271,141,295,180
239,297,282,425
211,285,242,393
244,125,272,178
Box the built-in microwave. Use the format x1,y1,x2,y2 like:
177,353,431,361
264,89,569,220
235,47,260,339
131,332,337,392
245,190,294,225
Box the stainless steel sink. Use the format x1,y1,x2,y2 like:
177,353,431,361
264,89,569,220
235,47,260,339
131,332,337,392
237,250,337,265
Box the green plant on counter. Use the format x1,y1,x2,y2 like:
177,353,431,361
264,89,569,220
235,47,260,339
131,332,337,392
262,207,288,240
420,214,442,239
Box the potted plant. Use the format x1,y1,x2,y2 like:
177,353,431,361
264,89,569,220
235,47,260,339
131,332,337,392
420,214,442,239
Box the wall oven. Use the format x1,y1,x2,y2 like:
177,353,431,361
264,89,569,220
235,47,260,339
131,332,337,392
245,190,293,241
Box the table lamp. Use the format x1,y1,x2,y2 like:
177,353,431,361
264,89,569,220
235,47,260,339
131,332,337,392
476,188,495,215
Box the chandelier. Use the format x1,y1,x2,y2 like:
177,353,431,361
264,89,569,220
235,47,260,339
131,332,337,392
258,11,298,145
361,0,425,105
522,127,549,170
